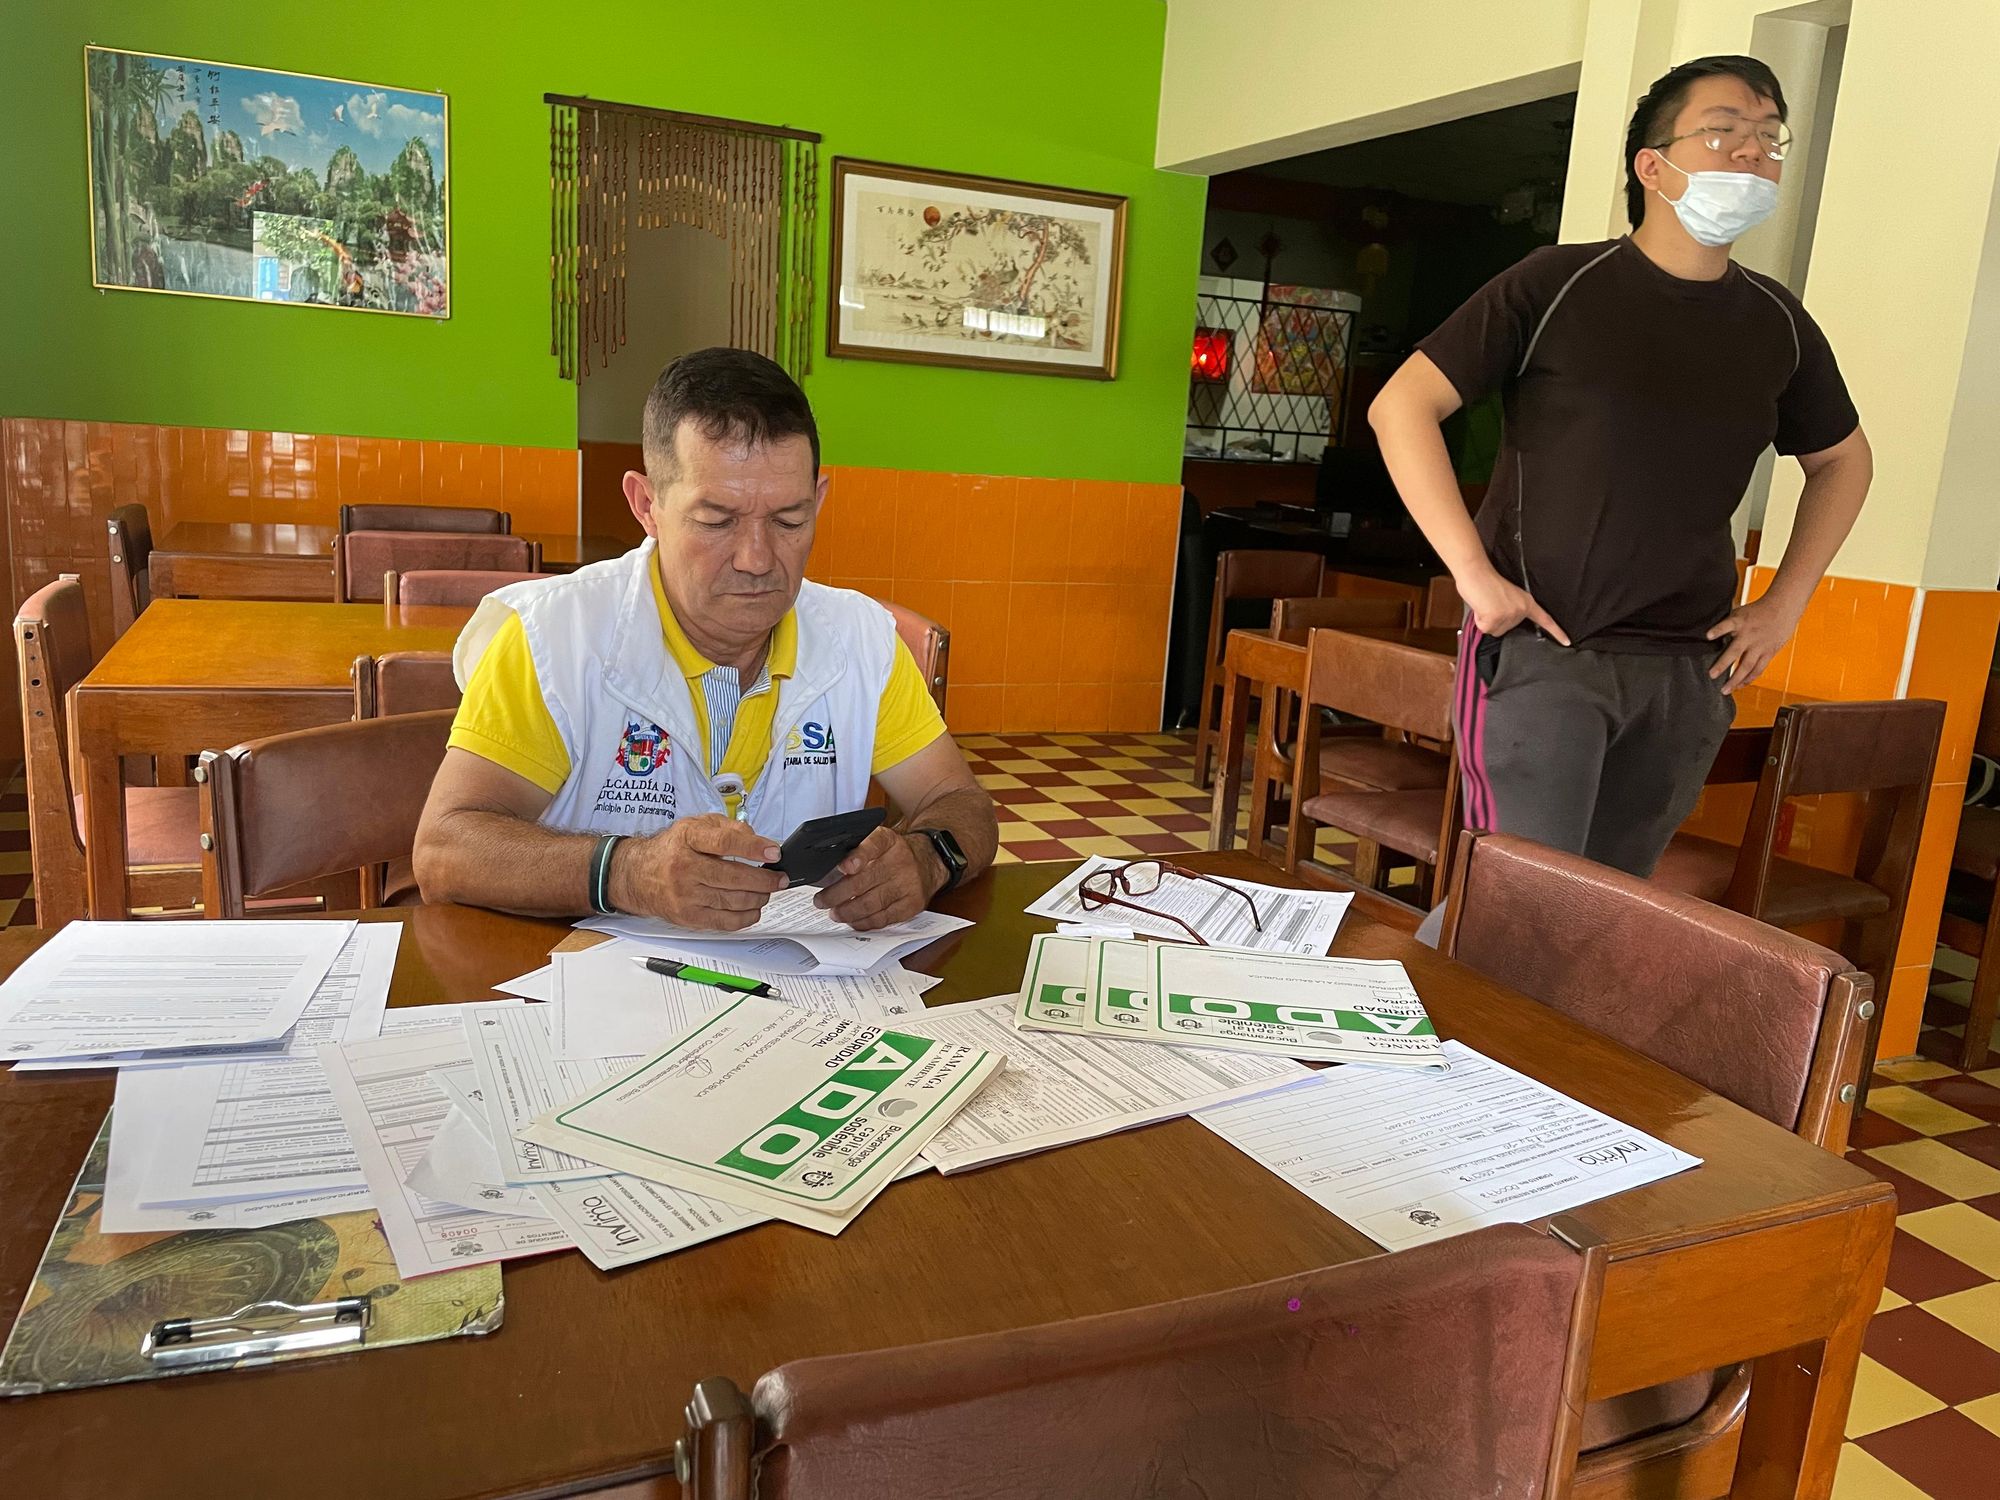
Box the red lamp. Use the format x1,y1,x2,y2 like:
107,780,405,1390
1191,326,1231,383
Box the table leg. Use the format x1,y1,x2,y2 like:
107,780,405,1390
1208,666,1248,851
78,748,130,920
1729,1196,1894,1498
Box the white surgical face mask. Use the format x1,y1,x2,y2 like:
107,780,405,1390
1652,153,1779,246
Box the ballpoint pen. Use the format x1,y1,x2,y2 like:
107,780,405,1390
632,954,783,1000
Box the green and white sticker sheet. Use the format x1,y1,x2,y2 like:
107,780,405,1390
517,995,1001,1234
1014,933,1445,1067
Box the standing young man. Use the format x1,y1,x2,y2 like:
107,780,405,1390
1372,55,1871,897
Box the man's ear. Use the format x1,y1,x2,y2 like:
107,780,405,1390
812,469,831,516
622,470,659,538
1633,147,1669,203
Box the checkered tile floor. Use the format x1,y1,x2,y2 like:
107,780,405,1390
6,738,1998,1494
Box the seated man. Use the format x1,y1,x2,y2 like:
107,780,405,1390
413,347,997,931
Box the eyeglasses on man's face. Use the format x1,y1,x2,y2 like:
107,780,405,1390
1654,116,1792,163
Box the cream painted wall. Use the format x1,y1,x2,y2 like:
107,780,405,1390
1757,0,2000,588
1156,0,1588,175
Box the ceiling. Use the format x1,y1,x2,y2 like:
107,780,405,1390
1243,92,1578,209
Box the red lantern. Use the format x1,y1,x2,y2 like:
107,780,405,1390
1191,327,1231,383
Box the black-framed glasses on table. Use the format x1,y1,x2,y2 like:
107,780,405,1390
1077,859,1263,946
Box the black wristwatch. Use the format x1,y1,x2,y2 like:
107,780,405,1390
914,827,968,894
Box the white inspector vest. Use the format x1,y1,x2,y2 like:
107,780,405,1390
452,541,893,841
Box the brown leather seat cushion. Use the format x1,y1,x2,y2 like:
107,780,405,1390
76,788,201,867
1300,787,1445,863
1581,1368,1734,1452
1653,833,1892,926
1954,805,2000,882
1318,736,1448,792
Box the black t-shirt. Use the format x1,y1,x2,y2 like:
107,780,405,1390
1417,237,1859,652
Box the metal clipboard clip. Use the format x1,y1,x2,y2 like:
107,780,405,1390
141,1296,372,1369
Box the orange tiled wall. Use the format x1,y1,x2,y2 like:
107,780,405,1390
0,416,580,758
1679,567,2000,1059
806,467,1182,735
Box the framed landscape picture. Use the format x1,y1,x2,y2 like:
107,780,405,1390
84,46,449,317
828,158,1126,379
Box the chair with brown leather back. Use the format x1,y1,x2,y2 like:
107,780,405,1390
334,532,539,603
1652,697,1944,1091
15,576,201,925
353,652,462,719
1193,548,1325,789
881,601,950,713
1439,829,1873,1500
1944,673,2000,1068
678,1222,1601,1500
1422,571,1463,628
387,569,548,608
1239,595,1433,858
105,503,155,640
1280,626,1460,903
337,503,509,534
197,710,456,917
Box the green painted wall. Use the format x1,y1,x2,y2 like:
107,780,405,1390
0,2,1205,484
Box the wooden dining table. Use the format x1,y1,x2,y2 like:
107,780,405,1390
73,600,474,919
0,855,1891,1498
149,522,630,602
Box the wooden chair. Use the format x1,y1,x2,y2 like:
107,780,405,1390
1282,626,1460,904
1237,595,1435,856
1422,571,1463,627
881,602,950,713
353,652,462,720
333,531,538,603
1652,698,1944,1091
1942,673,2000,1068
197,711,456,917
386,568,548,608
678,1223,1601,1500
1441,830,1872,1500
1194,548,1325,789
105,503,154,639
15,576,201,925
337,503,509,534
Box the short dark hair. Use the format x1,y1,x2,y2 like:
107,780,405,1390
1624,55,1788,228
641,346,819,479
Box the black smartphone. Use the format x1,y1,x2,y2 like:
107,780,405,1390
763,807,888,886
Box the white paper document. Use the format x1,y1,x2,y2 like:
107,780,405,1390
535,1173,765,1271
1026,856,1349,956
580,886,971,975
464,1001,632,1184
404,1104,550,1219
520,994,1001,1233
0,920,355,1060
1197,1040,1702,1249
493,964,556,1002
547,941,933,1061
318,1028,574,1278
96,1002,474,1233
11,925,400,1071
897,996,1308,1173
1016,935,1444,1067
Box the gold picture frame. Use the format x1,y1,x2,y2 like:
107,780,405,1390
84,44,450,318
827,158,1126,379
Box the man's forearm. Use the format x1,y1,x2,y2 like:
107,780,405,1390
902,786,998,889
1764,448,1872,615
412,808,596,917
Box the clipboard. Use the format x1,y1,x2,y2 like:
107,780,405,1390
0,1113,503,1397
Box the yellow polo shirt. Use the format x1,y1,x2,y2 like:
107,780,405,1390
448,569,944,813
